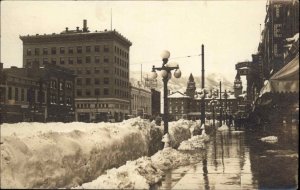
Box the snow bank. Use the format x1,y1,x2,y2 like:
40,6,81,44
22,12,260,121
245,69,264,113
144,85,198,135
0,118,196,189
178,134,209,151
76,147,205,189
260,136,278,143
217,124,229,131
75,157,163,189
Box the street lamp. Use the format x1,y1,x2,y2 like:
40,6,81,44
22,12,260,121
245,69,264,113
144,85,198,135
210,97,218,127
224,90,228,125
150,50,182,142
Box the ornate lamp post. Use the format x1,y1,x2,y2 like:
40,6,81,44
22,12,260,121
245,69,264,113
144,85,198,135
210,97,218,127
224,90,228,125
219,81,223,127
150,50,182,139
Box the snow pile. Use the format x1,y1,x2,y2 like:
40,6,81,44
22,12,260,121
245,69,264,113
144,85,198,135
260,136,278,143
151,147,203,171
75,133,209,189
168,119,193,148
178,135,206,150
75,157,163,189
178,125,210,151
1,118,196,189
218,124,229,131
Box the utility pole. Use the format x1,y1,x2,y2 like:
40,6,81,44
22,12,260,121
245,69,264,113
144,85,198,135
201,44,205,125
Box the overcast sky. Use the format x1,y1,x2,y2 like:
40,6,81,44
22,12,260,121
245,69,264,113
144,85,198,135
1,0,267,83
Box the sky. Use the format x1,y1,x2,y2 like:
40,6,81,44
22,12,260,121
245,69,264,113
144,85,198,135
1,0,267,84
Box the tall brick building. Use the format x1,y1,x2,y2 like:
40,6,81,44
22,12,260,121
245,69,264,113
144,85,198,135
20,20,132,122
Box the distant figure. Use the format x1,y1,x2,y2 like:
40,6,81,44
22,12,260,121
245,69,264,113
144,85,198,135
229,115,233,127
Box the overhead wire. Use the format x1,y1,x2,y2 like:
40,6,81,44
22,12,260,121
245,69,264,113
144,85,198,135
130,54,202,66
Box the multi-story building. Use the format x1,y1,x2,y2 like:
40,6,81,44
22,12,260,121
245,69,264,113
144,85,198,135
168,73,240,121
0,63,75,123
20,20,132,122
130,83,152,118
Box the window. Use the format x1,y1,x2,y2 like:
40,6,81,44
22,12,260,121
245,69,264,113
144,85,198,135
60,47,65,54
104,88,109,95
94,78,100,85
59,96,64,105
43,48,48,55
59,82,63,90
86,78,91,85
60,58,65,64
104,69,109,74
77,78,82,85
104,58,109,63
86,46,91,53
51,47,56,55
94,69,100,74
86,70,91,74
95,45,100,52
103,45,109,52
15,88,19,101
85,90,91,96
66,97,71,105
50,80,57,89
66,82,72,89
68,57,74,64
27,48,32,56
77,57,82,64
77,89,82,96
51,58,56,65
95,56,100,64
77,46,82,53
26,59,32,67
43,58,48,65
21,89,25,101
34,48,39,55
95,89,100,96
69,47,74,54
103,77,109,85
86,56,91,64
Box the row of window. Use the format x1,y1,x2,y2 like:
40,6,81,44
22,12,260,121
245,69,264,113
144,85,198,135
76,88,129,98
76,68,107,75
77,103,109,109
49,94,72,105
26,56,110,65
114,56,129,68
76,78,109,85
50,80,72,90
114,68,129,78
7,86,72,105
26,45,111,56
114,46,129,59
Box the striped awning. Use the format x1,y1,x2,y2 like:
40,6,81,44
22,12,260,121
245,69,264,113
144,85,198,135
260,54,299,95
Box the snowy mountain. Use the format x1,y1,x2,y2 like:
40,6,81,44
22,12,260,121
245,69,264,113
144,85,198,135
130,71,233,93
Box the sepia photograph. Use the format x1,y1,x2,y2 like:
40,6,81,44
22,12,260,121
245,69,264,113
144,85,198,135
0,0,298,189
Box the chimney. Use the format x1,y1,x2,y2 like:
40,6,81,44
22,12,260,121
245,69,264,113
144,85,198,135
76,27,79,31
0,62,3,70
66,27,68,32
83,19,87,32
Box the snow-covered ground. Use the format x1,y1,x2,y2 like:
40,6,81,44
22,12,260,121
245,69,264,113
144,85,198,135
0,118,197,189
260,136,278,143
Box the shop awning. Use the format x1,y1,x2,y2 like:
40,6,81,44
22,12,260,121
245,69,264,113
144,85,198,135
260,54,299,95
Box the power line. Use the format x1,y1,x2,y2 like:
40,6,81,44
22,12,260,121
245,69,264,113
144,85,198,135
130,54,202,66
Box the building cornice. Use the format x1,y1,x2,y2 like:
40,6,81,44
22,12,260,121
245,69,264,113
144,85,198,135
20,30,132,47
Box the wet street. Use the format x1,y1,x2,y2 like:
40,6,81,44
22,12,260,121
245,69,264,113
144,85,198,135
155,124,298,190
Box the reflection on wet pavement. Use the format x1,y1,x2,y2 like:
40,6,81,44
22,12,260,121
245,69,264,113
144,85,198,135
156,125,298,190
